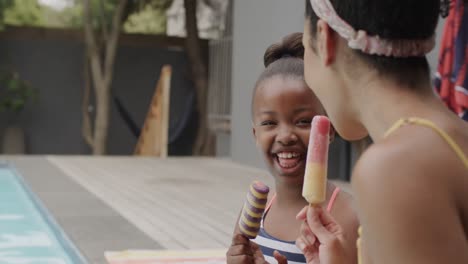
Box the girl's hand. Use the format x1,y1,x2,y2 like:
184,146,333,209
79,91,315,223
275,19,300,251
227,233,289,264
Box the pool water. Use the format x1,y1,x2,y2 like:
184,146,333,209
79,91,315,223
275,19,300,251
0,165,87,263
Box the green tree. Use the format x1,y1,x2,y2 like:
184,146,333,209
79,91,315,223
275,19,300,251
81,0,173,154
124,3,167,34
1,0,172,33
82,0,129,154
184,0,214,155
41,3,82,28
3,0,44,27
0,0,175,154
0,0,14,29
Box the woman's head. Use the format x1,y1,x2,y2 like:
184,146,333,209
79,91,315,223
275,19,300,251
252,33,332,186
303,0,440,139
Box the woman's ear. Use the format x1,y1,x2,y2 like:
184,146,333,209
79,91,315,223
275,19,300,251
316,19,336,66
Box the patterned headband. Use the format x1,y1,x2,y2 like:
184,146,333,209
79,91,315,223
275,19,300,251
309,0,435,57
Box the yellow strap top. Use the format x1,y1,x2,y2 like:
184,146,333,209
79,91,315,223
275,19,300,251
384,117,468,168
357,117,468,264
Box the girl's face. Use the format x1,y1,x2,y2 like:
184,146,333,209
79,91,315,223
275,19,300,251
252,76,329,185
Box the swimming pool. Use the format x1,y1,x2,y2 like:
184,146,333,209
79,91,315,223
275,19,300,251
0,164,87,263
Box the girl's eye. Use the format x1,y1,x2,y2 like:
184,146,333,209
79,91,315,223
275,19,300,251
297,119,312,126
260,120,276,126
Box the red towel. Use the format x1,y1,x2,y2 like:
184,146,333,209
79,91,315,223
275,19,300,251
435,0,468,121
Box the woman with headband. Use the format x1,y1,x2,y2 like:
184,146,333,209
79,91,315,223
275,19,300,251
296,0,468,263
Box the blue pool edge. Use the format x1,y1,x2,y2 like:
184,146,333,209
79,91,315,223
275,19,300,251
1,162,90,264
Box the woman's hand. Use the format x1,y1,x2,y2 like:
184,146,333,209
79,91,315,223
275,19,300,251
296,206,350,264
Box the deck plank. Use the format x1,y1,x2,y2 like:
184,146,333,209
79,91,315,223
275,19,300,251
46,156,351,250
47,156,273,250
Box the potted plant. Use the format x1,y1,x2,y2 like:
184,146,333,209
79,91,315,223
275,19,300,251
0,68,37,154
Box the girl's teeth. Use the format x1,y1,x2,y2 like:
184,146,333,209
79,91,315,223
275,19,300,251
277,152,300,159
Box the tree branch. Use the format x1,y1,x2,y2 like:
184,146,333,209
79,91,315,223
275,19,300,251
98,0,109,42
82,51,94,149
103,0,127,86
83,0,97,57
83,0,104,84
184,0,213,155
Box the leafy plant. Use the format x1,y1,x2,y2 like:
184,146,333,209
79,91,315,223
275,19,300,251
0,69,37,114
3,0,45,27
0,0,14,30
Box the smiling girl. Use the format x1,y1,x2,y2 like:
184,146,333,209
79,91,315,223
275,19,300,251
226,33,358,264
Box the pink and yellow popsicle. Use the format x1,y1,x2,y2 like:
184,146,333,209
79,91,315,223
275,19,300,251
238,181,270,239
302,115,331,205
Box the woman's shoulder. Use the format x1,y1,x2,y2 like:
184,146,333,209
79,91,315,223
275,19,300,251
350,135,461,231
352,127,463,194
351,138,468,263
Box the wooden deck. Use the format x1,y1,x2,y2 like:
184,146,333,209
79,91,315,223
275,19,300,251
47,156,275,250
5,156,351,262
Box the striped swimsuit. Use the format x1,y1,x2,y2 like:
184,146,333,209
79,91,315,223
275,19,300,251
252,187,341,264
